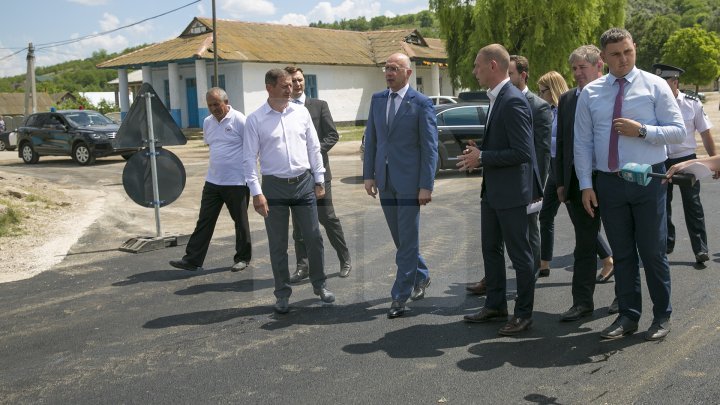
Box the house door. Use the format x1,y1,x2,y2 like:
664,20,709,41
186,78,199,128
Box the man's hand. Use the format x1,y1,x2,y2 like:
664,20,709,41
418,188,432,206
557,185,566,203
456,139,481,172
581,189,598,218
612,118,642,137
315,185,325,199
253,194,269,218
364,179,377,198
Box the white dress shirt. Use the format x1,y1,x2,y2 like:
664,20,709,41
243,101,325,196
203,106,247,186
666,91,713,159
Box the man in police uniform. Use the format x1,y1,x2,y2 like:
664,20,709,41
653,63,715,265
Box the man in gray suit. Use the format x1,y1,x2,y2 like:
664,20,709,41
285,66,352,282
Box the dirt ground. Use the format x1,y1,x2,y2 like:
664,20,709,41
1,91,718,283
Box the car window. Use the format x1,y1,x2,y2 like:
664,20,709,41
25,114,42,127
440,107,482,126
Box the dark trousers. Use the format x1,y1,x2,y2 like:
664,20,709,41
263,171,326,299
481,200,535,319
528,211,540,278
292,181,350,268
597,165,672,322
183,182,251,266
566,197,602,309
666,154,708,255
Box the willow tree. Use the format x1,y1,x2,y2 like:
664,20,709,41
431,0,626,90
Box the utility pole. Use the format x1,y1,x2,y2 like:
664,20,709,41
212,0,218,87
25,42,37,116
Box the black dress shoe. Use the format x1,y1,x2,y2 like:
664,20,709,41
169,259,202,272
560,305,593,322
608,297,619,314
339,261,352,278
538,268,550,277
645,318,670,341
666,244,674,254
695,252,710,264
596,268,615,283
313,287,335,303
600,316,638,339
410,277,431,301
464,307,508,323
498,316,533,336
387,300,406,318
289,265,309,284
274,297,289,314
466,278,487,295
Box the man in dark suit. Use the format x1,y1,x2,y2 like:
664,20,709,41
458,44,540,336
285,66,352,283
509,55,552,278
363,52,438,319
465,54,550,296
555,45,615,321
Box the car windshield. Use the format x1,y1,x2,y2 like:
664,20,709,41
63,111,115,127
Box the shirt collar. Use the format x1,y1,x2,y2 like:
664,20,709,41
262,100,298,114
390,83,410,99
488,78,510,101
608,66,639,84
292,93,307,104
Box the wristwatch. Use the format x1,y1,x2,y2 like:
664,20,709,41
477,151,483,166
638,124,647,139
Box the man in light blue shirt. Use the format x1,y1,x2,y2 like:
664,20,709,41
574,28,685,341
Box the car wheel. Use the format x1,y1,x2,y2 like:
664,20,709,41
20,143,40,164
0,140,6,151
73,142,95,165
121,152,135,160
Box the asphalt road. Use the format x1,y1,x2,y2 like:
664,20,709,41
1,139,720,404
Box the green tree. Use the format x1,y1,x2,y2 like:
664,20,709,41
431,0,626,90
661,26,720,90
635,15,680,70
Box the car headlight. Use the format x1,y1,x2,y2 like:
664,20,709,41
89,133,108,140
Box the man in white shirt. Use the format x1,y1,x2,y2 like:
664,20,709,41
653,63,715,265
244,68,334,314
169,87,252,272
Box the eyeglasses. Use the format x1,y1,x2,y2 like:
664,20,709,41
538,87,550,95
382,66,407,73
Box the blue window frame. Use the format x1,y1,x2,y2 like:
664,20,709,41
304,74,317,99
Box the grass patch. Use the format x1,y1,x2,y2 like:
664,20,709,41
0,203,22,237
25,194,53,205
338,126,365,142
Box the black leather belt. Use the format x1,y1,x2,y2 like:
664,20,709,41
265,170,309,184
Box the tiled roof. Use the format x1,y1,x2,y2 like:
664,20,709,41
97,18,447,69
0,93,55,115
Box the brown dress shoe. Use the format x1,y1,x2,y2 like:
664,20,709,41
466,278,487,295
498,316,533,336
463,307,508,323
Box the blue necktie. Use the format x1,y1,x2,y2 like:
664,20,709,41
387,92,398,127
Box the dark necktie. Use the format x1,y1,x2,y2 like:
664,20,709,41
387,92,398,128
292,98,302,104
608,77,626,171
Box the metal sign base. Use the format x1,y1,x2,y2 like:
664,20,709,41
119,234,190,254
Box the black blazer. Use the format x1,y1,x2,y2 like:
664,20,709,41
481,82,541,209
305,98,339,181
554,88,580,201
525,90,553,186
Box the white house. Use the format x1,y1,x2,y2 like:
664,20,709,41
97,17,453,128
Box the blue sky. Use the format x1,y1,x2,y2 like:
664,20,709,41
0,0,430,78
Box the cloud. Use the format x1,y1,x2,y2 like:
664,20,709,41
220,0,276,18
274,13,309,26
66,0,108,5
306,0,382,24
197,3,206,16
99,13,120,31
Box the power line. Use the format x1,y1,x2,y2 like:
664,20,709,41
35,0,201,50
1,0,200,59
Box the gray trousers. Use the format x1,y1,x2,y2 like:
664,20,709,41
262,171,326,298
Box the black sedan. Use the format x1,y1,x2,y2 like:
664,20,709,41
360,101,489,174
